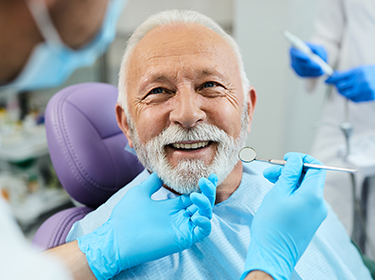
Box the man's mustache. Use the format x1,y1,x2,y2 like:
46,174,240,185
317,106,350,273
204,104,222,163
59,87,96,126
154,124,227,147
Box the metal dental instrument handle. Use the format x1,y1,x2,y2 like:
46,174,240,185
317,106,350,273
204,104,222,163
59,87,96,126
239,147,357,174
255,158,357,173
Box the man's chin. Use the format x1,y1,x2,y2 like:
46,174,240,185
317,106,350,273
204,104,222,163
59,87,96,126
154,160,208,195
160,174,203,195
163,183,200,195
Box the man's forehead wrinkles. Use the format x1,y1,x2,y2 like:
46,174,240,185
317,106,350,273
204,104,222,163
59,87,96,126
135,38,216,59
142,66,226,83
140,50,213,62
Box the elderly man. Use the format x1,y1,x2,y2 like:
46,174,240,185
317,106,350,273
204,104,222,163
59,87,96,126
48,10,371,280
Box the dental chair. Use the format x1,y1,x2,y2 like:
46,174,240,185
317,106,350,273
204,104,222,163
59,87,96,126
32,83,144,250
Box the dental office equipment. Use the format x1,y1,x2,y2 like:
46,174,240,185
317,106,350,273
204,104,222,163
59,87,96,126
282,30,334,76
239,147,357,173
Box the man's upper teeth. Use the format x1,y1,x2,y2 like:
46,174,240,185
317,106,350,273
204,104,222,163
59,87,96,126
172,141,209,149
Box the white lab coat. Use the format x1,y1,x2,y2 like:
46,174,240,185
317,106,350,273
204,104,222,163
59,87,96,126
0,196,72,280
308,0,375,257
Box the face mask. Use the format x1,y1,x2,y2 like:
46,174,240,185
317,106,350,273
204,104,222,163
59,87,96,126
0,0,126,92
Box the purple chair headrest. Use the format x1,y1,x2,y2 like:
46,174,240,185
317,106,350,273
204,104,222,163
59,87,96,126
32,207,93,250
46,83,144,207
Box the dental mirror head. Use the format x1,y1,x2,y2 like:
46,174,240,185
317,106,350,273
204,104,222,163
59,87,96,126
239,147,257,163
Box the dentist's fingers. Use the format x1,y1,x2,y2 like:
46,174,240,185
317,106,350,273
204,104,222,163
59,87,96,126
263,166,283,184
191,215,211,242
190,192,213,219
199,174,218,207
139,173,164,197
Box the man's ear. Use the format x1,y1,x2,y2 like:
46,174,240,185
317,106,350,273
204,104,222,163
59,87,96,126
246,86,257,133
115,103,134,148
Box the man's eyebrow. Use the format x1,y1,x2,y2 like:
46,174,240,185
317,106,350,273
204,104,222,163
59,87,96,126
148,69,222,81
152,75,170,82
137,74,172,94
193,68,229,80
139,68,229,89
141,73,173,84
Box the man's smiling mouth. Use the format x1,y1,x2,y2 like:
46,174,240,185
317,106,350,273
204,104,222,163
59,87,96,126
169,141,211,150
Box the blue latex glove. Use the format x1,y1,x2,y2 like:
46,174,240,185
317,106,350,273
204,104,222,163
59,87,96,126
241,153,328,280
78,172,217,280
290,43,328,77
325,65,375,102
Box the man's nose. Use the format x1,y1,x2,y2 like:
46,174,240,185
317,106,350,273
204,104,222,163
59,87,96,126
169,90,206,128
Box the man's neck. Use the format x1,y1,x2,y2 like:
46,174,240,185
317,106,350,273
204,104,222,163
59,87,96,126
215,161,243,203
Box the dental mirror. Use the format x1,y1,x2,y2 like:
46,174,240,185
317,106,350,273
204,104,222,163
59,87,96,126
239,146,357,174
238,146,258,163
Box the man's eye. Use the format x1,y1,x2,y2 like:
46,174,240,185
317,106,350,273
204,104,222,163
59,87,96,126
203,82,216,88
150,87,165,94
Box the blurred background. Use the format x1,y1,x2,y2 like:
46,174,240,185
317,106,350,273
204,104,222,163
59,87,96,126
0,0,325,238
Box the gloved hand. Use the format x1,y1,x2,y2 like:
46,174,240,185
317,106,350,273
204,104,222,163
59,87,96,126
240,153,328,280
325,65,375,102
78,173,217,280
290,43,328,77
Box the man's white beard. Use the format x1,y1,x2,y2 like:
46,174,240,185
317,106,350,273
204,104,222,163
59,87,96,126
128,109,248,194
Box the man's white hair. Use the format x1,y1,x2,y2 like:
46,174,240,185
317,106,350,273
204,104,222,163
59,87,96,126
117,9,250,116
